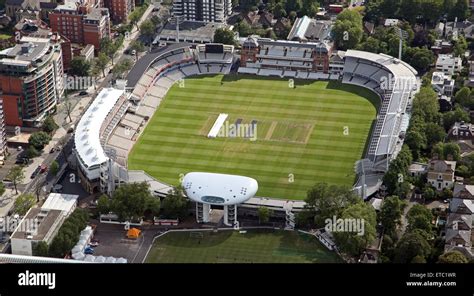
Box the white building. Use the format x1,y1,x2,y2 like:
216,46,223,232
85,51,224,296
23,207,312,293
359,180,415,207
172,0,232,23
431,71,455,97
384,19,399,27
10,193,79,256
10,208,65,256
427,160,457,191
74,87,128,193
41,193,79,217
435,54,463,75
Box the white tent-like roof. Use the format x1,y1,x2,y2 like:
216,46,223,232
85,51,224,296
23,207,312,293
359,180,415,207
74,87,125,168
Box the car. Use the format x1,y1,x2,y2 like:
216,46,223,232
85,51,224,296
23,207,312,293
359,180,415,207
67,125,75,133
89,241,99,247
31,167,41,179
79,91,88,96
131,49,136,55
51,184,63,193
49,147,56,153
84,247,94,255
39,164,48,174
17,146,22,151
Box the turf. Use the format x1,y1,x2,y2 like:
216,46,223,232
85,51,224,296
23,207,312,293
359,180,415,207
145,229,342,263
128,74,378,200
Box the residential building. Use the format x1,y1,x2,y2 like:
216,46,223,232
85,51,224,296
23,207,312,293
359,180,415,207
431,71,455,97
172,0,232,23
103,0,134,23
0,100,6,157
408,162,428,178
5,0,42,22
427,159,457,191
444,183,474,259
435,54,463,75
448,121,474,141
0,36,64,127
241,11,274,28
49,0,110,51
14,18,73,72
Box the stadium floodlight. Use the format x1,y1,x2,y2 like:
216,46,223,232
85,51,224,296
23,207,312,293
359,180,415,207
168,15,185,43
394,27,408,60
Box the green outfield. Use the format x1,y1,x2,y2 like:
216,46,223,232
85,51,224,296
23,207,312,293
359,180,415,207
128,75,378,200
145,229,342,263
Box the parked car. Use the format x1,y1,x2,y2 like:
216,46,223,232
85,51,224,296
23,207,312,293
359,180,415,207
79,91,88,96
67,125,75,133
39,164,48,174
131,49,136,56
31,167,41,179
51,184,63,193
84,247,94,255
49,147,56,153
89,241,99,247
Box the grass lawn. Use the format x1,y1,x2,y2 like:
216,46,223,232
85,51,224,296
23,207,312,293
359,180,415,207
145,229,342,263
129,74,378,200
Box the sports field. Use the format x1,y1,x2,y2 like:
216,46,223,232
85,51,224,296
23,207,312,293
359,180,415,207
128,75,378,200
145,229,342,263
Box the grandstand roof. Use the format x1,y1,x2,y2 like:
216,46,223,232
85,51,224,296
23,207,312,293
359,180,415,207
345,50,418,77
126,43,190,88
74,88,124,168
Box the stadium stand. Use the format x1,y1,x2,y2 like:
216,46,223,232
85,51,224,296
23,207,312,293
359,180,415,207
343,50,419,173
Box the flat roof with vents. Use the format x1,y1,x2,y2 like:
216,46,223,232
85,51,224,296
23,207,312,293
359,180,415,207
10,208,63,241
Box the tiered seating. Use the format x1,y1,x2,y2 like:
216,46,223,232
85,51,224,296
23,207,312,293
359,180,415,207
260,69,283,76
238,67,259,74
181,64,200,76
283,70,297,77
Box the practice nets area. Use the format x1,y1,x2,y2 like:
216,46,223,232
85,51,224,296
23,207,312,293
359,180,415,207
128,75,378,200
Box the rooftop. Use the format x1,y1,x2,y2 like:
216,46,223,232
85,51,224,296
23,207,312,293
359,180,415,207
42,193,79,214
287,16,332,42
11,208,63,241
75,87,125,168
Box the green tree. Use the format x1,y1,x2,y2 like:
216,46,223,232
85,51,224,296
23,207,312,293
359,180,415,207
140,19,156,43
161,186,190,220
112,58,133,79
453,36,468,57
443,106,470,130
28,131,51,150
305,182,361,227
0,182,5,197
423,187,436,200
333,10,364,50
404,47,435,74
407,204,434,233
454,86,471,107
425,122,446,148
7,166,24,194
432,142,461,161
438,250,469,263
258,207,271,223
50,161,59,176
379,196,406,235
333,202,377,256
42,116,58,134
213,28,236,45
394,229,432,263
97,194,110,214
14,193,36,215
110,182,154,221
94,53,110,77
25,146,40,160
32,241,49,257
451,0,470,21
69,57,91,77
129,9,141,31
411,87,440,123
